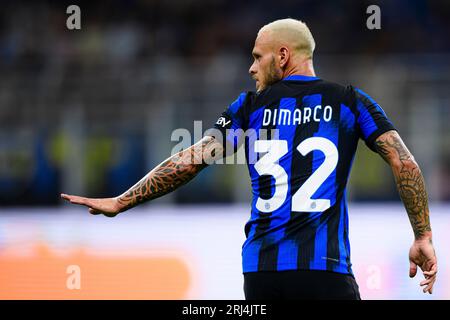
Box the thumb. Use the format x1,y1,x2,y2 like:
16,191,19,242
89,208,102,215
409,260,418,278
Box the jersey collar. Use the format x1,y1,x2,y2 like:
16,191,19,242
282,75,320,82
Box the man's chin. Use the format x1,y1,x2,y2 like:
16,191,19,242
256,77,282,92
256,82,265,92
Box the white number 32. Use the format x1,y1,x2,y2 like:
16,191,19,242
254,137,338,213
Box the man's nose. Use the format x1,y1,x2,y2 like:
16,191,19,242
249,62,256,75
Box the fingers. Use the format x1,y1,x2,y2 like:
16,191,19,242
62,194,100,214
423,264,437,278
420,277,433,286
409,260,417,278
61,193,90,206
61,193,78,203
419,264,437,294
421,276,436,294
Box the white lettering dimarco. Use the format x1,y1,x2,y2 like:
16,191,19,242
263,104,333,126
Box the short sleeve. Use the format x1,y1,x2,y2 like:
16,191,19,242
209,92,248,150
354,87,397,152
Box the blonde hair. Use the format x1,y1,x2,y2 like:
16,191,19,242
258,18,316,59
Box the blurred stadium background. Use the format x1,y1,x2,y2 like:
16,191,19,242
0,0,449,299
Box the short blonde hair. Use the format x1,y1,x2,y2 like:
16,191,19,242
258,18,316,59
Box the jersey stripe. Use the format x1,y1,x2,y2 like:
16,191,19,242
242,106,266,272
311,93,340,270
274,97,299,271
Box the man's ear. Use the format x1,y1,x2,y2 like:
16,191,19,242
279,47,289,69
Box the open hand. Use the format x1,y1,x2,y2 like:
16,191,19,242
60,193,122,217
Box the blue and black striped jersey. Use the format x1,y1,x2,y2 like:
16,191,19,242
213,75,396,275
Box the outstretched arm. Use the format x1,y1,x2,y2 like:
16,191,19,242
61,136,223,216
373,130,437,293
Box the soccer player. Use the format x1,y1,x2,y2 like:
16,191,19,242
61,18,437,299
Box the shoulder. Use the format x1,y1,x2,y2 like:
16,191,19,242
314,80,378,112
226,91,256,116
274,77,356,99
312,79,357,102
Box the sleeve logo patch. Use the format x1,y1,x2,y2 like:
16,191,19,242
215,117,231,128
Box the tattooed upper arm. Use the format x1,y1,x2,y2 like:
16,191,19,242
373,130,414,165
172,135,225,167
198,135,225,165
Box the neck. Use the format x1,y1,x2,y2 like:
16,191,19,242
282,58,316,78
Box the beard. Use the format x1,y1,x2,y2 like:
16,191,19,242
258,56,283,92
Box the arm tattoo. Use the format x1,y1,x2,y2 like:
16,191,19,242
373,131,413,163
374,131,431,239
117,136,223,211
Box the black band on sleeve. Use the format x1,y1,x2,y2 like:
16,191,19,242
365,125,398,152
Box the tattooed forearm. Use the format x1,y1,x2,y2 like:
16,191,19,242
374,131,431,239
116,136,223,211
396,165,431,239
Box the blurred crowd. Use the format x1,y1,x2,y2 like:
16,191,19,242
1,0,450,63
0,0,449,206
